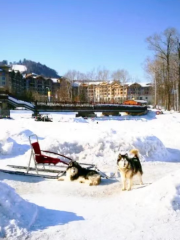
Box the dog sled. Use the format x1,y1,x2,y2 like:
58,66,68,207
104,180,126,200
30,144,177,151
4,134,108,180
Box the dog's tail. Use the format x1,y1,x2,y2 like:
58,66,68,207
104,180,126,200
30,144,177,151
130,149,139,158
130,149,143,175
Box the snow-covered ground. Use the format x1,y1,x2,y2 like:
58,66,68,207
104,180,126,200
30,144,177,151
0,109,180,240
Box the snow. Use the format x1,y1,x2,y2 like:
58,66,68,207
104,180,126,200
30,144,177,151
11,65,27,73
0,109,180,240
0,182,37,239
51,78,59,83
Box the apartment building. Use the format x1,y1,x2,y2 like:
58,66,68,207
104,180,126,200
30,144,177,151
0,65,12,92
25,73,52,101
24,74,72,102
0,66,62,101
78,81,128,103
127,82,153,104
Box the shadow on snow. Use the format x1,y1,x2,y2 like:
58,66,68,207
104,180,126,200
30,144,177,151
0,171,46,183
166,148,180,162
30,206,84,232
172,184,180,211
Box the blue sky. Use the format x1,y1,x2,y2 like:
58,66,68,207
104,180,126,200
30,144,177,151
1,0,180,81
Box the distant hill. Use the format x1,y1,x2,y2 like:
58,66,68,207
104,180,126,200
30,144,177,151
0,59,60,78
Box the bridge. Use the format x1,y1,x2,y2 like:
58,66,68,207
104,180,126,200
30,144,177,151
35,102,147,117
0,93,148,118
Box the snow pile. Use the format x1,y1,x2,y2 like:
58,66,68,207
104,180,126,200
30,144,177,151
0,182,37,239
40,131,169,167
143,169,180,212
131,169,180,234
16,130,34,142
0,132,13,155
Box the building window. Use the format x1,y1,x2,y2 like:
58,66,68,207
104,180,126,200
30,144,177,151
0,80,6,86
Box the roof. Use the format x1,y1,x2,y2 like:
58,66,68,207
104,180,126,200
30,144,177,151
129,82,152,87
51,78,59,83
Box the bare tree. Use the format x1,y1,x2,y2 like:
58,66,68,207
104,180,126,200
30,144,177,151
146,27,180,110
55,78,71,101
111,69,130,100
86,68,97,80
111,69,129,82
145,58,168,107
96,67,110,81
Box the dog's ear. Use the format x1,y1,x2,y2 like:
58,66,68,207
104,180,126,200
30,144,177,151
117,154,121,164
69,161,73,167
125,153,129,159
73,161,80,167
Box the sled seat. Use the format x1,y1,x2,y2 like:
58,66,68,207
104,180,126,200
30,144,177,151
31,142,64,165
28,134,72,175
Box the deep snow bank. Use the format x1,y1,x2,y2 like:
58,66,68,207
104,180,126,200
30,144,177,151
0,182,37,239
143,169,180,210
40,132,170,166
0,132,13,155
1,129,170,164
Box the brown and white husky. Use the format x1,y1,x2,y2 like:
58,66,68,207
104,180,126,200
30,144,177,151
117,149,143,191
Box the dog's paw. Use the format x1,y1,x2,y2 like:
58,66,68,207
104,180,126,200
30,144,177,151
127,188,131,191
121,188,126,191
57,178,64,181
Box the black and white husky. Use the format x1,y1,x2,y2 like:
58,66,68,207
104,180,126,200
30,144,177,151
117,149,143,191
58,161,101,186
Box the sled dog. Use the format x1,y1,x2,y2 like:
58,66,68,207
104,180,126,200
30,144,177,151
117,149,143,191
58,161,101,186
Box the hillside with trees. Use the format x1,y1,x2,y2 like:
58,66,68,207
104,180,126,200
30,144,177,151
0,59,60,78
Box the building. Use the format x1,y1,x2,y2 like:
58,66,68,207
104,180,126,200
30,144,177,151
0,65,12,92
127,82,153,104
76,81,128,103
24,73,62,101
0,64,153,104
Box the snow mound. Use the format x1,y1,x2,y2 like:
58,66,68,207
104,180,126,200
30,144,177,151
17,130,34,141
142,169,180,215
0,182,37,239
0,133,13,155
40,132,170,166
